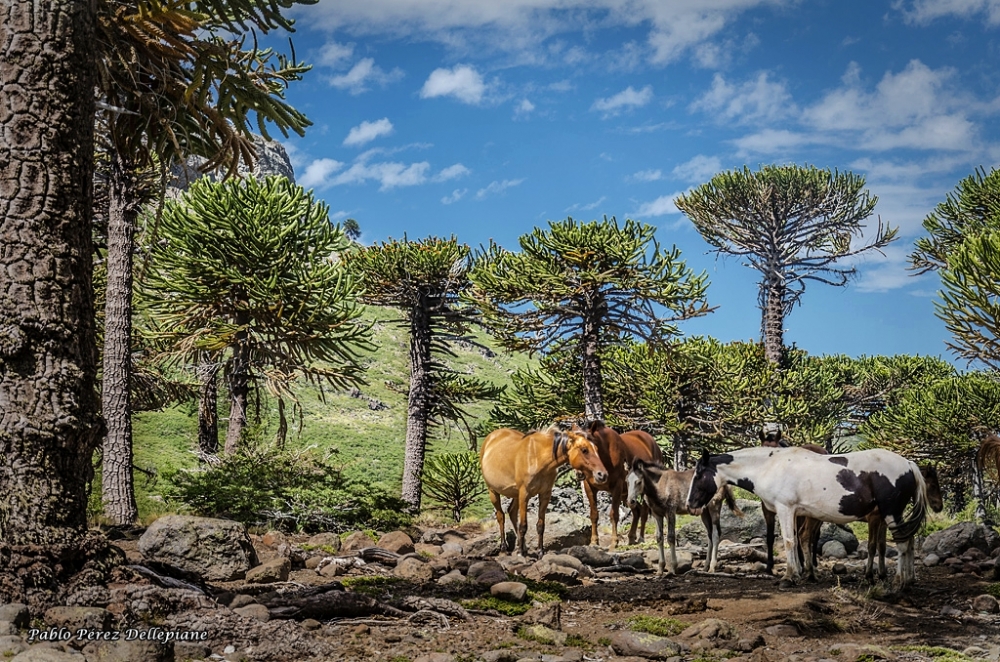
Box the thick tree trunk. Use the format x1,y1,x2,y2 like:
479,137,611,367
197,356,219,456
761,273,786,365
581,308,604,421
101,153,139,526
224,341,250,454
972,454,992,525
401,301,432,513
0,0,100,544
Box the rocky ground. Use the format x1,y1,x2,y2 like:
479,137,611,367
1,501,999,662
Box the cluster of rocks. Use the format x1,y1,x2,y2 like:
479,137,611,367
921,521,1000,577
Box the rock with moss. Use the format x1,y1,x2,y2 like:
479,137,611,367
138,515,258,581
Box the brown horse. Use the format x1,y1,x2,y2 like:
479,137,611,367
480,426,608,556
577,421,655,550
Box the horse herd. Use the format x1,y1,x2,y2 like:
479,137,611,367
479,422,942,589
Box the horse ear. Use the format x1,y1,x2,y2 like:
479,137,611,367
588,420,605,433
699,449,711,465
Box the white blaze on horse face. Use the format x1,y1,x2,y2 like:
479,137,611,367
626,467,642,508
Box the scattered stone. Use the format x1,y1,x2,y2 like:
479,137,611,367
246,557,291,584
43,607,111,632
524,513,593,550
0,622,16,636
481,650,520,662
522,602,561,629
233,604,271,622
415,654,454,662
491,582,528,602
437,569,466,585
962,646,990,658
921,522,1000,559
378,531,416,555
173,641,212,661
0,604,29,629
319,561,348,578
523,559,580,585
351,624,370,635
748,649,781,662
0,636,27,656
519,624,567,646
301,619,322,631
818,522,859,555
609,630,683,659
763,624,799,638
564,546,614,567
923,554,941,567
304,557,323,570
971,594,1000,613
736,635,766,652
261,530,287,547
679,618,736,643
468,560,509,586
341,531,378,553
228,594,257,609
305,532,342,554
832,563,848,575
394,557,434,581
80,638,173,662
138,515,258,581
441,542,464,556
9,649,86,661
821,541,847,559
940,605,963,618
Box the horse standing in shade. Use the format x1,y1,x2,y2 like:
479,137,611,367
577,421,662,550
626,458,741,574
687,446,928,587
620,429,664,545
480,426,608,557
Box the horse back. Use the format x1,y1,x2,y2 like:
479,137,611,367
621,430,664,466
481,428,558,498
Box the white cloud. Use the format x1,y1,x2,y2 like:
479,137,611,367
635,192,688,217
302,1,781,66
630,169,663,182
329,58,404,94
895,0,1000,26
300,158,345,188
476,178,525,199
691,72,795,123
591,85,653,116
433,164,471,181
420,65,487,104
732,128,817,155
565,196,607,213
514,98,535,118
672,155,723,183
318,41,354,68
441,188,468,204
343,118,394,147
333,161,432,190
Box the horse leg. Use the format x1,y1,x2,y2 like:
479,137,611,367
702,509,717,573
799,518,820,582
639,503,649,543
653,512,666,575
763,505,777,574
877,520,888,581
536,490,552,555
896,536,915,589
626,503,639,546
516,490,530,557
609,484,622,551
864,518,877,582
667,512,678,574
583,481,600,546
488,489,508,553
777,506,801,582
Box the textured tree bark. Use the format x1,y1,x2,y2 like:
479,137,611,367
401,300,432,513
0,0,102,545
197,356,219,456
224,341,250,454
101,153,139,526
761,274,786,365
581,307,604,421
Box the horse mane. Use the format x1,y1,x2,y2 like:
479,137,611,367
551,428,568,460
889,463,928,543
977,435,1000,480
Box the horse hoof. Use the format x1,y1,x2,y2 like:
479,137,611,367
778,579,795,590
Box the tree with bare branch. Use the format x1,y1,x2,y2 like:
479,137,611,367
675,165,897,364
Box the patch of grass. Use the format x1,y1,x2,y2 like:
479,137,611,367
299,543,340,555
830,649,842,657
625,615,688,637
386,657,412,662
341,575,402,596
985,583,1000,598
518,578,569,598
894,646,976,662
597,637,612,647
564,634,594,651
460,596,532,616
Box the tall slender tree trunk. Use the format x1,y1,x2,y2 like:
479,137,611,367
101,152,139,526
401,301,432,513
972,454,992,525
581,307,604,421
197,355,219,456
0,0,100,545
761,272,786,365
224,341,250,454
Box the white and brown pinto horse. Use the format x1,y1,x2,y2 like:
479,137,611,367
687,447,929,587
481,426,608,557
626,459,741,574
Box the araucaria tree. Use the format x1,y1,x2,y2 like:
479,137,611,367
0,0,101,557
469,217,710,420
675,165,896,364
343,237,499,513
141,176,371,453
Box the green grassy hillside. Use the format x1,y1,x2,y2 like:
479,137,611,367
122,305,534,523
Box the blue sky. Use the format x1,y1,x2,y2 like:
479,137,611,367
262,0,1000,364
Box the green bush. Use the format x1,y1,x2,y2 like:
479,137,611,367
422,451,487,522
167,440,410,532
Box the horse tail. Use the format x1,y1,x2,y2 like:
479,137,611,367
890,462,927,543
722,485,743,518
977,435,1000,480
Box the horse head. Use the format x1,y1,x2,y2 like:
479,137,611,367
919,464,944,513
625,458,648,510
561,425,608,486
687,450,727,510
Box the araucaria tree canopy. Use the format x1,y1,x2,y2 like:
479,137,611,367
675,165,897,364
469,216,711,420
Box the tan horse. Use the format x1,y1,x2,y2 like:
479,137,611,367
480,426,608,556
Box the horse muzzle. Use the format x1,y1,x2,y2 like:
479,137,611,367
592,470,608,485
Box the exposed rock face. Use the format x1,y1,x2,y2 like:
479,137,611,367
922,521,1000,558
166,134,295,199
818,522,859,554
138,515,258,581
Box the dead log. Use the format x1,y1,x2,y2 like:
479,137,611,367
257,582,405,620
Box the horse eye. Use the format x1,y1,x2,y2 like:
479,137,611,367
582,448,589,454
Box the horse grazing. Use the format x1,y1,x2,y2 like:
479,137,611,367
480,426,608,556
620,430,664,545
577,422,662,550
626,458,741,574
687,447,928,587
